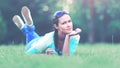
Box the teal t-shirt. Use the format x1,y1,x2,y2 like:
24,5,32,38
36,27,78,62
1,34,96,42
26,31,80,55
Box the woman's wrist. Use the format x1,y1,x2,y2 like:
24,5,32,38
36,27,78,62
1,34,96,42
66,33,72,37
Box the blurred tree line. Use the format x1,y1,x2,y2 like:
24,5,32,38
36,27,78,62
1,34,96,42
0,0,120,44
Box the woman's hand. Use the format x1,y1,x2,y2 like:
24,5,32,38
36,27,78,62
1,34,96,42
68,28,82,36
45,48,54,55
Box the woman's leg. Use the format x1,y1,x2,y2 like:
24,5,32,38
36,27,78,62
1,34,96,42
13,6,40,52
13,15,39,44
21,6,40,44
21,25,39,44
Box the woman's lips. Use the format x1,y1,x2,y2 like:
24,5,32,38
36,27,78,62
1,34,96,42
66,28,72,31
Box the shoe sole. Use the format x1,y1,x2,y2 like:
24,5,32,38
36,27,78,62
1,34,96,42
21,6,33,26
13,15,24,29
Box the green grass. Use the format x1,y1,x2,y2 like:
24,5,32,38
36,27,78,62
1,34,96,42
0,43,120,68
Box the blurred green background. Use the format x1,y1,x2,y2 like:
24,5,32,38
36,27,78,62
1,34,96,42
0,0,120,44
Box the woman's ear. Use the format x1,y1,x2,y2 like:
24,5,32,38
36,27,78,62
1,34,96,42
53,24,58,29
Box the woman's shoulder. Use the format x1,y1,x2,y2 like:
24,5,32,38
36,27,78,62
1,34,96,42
44,31,54,36
43,31,55,42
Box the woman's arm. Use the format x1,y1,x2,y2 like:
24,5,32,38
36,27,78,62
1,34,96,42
62,34,71,55
62,28,82,55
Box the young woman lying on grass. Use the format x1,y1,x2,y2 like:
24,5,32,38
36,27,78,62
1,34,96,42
13,6,82,55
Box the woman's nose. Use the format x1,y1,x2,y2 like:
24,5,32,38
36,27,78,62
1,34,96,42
66,22,71,27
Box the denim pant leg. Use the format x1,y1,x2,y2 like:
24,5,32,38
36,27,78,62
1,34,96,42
21,25,39,44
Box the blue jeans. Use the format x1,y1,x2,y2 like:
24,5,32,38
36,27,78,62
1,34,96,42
21,25,39,45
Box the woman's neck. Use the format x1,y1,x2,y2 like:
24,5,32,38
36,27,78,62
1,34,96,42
58,32,66,41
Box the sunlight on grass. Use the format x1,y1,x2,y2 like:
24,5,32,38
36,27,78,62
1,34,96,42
0,43,120,68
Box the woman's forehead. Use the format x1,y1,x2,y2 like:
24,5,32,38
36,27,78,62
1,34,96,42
58,14,71,22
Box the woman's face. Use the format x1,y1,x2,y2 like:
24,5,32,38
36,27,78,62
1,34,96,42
55,14,73,34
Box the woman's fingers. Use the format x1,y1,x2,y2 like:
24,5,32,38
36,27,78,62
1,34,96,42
75,28,82,34
46,48,54,55
69,28,82,36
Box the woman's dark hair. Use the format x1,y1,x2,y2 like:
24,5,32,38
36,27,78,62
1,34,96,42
52,10,69,55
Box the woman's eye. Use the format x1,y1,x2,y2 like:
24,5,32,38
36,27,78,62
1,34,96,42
68,20,71,23
62,22,66,25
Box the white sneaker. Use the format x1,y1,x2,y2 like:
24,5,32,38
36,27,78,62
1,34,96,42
12,15,24,29
21,6,33,26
